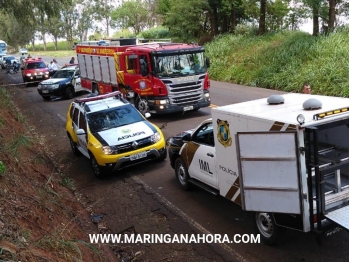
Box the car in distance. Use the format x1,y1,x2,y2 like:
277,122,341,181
0,55,18,69
66,91,167,178
21,57,49,86
37,65,82,100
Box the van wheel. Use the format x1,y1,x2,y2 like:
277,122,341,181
92,84,99,95
65,87,74,99
135,96,149,115
175,157,191,190
90,154,106,179
255,212,280,245
69,136,81,156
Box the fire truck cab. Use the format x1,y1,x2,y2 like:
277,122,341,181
76,41,211,115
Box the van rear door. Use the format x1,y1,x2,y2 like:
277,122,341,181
237,132,301,214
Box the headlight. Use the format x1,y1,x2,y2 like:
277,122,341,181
102,145,118,154
151,132,161,143
102,146,113,154
204,93,210,98
37,84,42,90
51,84,60,89
26,73,32,77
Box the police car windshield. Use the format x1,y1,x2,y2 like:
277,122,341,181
87,104,144,133
52,70,74,78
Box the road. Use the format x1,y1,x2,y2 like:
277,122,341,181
2,62,349,262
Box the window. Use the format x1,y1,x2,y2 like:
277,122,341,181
79,112,87,132
192,123,214,146
72,107,80,125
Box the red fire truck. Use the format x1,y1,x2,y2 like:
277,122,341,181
76,41,211,115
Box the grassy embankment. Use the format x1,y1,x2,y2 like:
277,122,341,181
26,29,349,97
0,86,100,260
26,41,76,58
205,27,349,97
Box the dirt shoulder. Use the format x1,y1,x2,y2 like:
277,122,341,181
0,72,234,261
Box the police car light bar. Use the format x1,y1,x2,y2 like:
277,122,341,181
75,91,122,103
313,106,349,120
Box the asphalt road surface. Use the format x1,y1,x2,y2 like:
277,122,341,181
1,60,349,262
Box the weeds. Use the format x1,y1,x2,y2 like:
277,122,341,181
206,27,349,96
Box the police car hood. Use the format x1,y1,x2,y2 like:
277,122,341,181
41,78,69,85
96,121,156,146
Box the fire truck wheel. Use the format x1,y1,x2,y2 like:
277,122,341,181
65,87,74,99
92,84,100,95
135,96,149,115
90,154,107,179
175,157,191,190
254,212,280,245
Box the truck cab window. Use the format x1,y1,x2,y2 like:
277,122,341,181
193,123,214,146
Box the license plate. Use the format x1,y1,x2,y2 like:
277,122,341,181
130,152,147,161
36,76,43,79
42,90,49,93
183,106,194,111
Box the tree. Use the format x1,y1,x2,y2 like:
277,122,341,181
258,0,267,35
161,0,210,42
111,0,148,35
91,0,116,37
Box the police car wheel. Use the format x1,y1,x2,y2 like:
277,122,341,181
175,157,191,190
42,96,50,101
65,87,74,99
69,136,81,156
90,154,106,179
156,149,167,162
255,212,281,245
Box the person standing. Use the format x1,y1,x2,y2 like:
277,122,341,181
302,83,311,94
50,59,59,76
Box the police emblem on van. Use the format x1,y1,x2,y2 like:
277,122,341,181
217,119,232,148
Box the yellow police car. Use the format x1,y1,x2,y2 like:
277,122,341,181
66,91,166,178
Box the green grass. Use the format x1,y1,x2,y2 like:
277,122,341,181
25,41,76,58
205,26,349,97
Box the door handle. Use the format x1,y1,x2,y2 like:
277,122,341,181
207,153,214,157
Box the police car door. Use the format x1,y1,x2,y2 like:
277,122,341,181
73,108,89,157
187,122,218,188
73,69,82,92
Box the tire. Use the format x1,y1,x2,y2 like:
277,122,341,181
92,84,100,95
65,87,74,99
156,149,167,162
135,96,149,115
42,96,51,101
90,154,106,179
68,136,81,156
174,157,191,190
254,212,281,245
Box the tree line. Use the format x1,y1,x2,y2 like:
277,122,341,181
0,0,348,50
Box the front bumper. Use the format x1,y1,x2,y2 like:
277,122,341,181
100,147,166,171
148,96,211,114
38,86,65,97
24,75,50,83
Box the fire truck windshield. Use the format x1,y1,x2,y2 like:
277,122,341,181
153,52,207,77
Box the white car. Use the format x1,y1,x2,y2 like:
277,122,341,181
0,55,19,69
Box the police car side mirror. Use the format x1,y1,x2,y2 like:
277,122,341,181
76,129,85,135
182,133,191,142
144,112,151,118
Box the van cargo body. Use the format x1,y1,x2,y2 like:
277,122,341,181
168,93,349,244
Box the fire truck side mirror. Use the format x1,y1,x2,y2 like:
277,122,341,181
206,57,210,68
